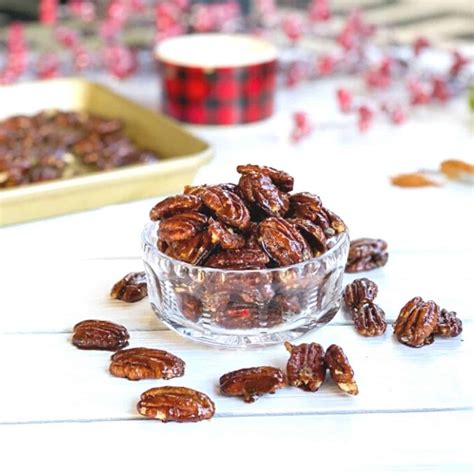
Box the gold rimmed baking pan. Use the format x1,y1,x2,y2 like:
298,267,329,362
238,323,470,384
0,78,213,226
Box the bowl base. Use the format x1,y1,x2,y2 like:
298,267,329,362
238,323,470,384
151,302,340,349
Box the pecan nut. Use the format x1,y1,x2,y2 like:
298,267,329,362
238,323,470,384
208,218,246,249
236,164,294,192
352,302,387,336
219,366,287,402
258,217,312,266
72,320,129,351
343,278,378,308
284,341,326,392
165,230,214,265
110,347,185,381
393,297,439,348
149,194,202,221
137,387,215,423
177,292,202,322
201,186,250,230
434,308,463,338
238,172,290,217
325,344,359,395
159,212,208,242
345,238,388,273
204,248,270,270
288,218,327,255
288,192,322,221
110,271,148,303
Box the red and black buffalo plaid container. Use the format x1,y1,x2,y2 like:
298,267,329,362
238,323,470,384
156,34,278,125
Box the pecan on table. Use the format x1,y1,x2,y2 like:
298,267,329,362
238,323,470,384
165,230,214,265
352,302,387,336
288,218,327,255
72,320,129,351
258,217,312,266
204,248,269,270
325,344,359,395
110,271,148,303
345,238,388,273
149,194,202,221
434,308,463,338
393,297,439,348
201,186,251,230
284,341,326,392
137,386,215,423
236,164,294,192
110,347,185,381
219,366,287,402
238,172,290,217
208,218,246,249
159,211,208,243
343,278,378,309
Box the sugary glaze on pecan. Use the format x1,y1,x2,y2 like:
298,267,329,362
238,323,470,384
110,271,148,303
72,319,129,351
208,218,246,250
325,344,359,395
149,194,202,221
345,238,388,273
434,308,463,338
343,278,378,308
352,302,387,337
236,164,294,192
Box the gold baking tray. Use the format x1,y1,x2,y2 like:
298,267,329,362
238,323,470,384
0,78,213,226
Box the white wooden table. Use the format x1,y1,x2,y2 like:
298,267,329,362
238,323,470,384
0,76,472,474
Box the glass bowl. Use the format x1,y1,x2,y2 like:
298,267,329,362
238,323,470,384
142,222,350,348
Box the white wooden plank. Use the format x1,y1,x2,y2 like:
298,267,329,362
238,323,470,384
0,411,472,474
0,251,471,334
0,324,470,424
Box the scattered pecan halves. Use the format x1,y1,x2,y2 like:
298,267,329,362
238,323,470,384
393,297,439,348
325,344,359,395
219,366,287,403
345,238,388,273
284,341,326,392
110,347,185,381
137,386,215,423
110,271,148,303
352,302,387,337
343,278,378,309
434,308,463,338
72,320,129,351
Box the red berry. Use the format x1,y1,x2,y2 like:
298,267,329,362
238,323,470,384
407,79,431,106
309,0,331,22
449,50,469,76
317,54,336,76
282,14,304,43
357,105,374,133
413,36,430,56
431,77,450,102
336,88,353,113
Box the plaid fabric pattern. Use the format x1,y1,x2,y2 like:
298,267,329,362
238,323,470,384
160,60,277,124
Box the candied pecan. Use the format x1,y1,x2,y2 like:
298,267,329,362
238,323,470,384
440,159,474,182
236,164,294,192
177,292,202,322
157,238,168,253
208,218,245,249
166,230,214,265
72,320,129,351
110,271,148,303
110,347,185,381
390,173,439,188
323,208,346,234
352,302,387,336
325,344,359,395
284,341,326,392
204,248,269,270
434,308,463,337
183,184,207,197
159,211,208,242
137,387,215,423
345,238,388,273
288,192,322,221
393,297,439,348
270,293,302,314
258,217,312,266
149,194,202,221
238,173,289,217
244,222,261,250
343,278,378,308
288,218,327,255
219,367,286,402
201,186,250,230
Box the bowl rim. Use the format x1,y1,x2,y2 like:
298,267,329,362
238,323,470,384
142,221,350,274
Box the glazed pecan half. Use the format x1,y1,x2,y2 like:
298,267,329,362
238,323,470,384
137,387,215,423
345,238,388,273
258,217,312,266
288,218,327,255
159,212,208,242
110,347,185,381
393,297,439,348
434,308,463,338
238,172,289,217
166,230,214,265
352,302,387,336
72,320,129,351
149,194,202,221
204,248,269,270
201,186,250,230
236,164,294,192
219,366,287,402
325,344,359,395
177,292,202,322
284,341,326,392
343,278,378,308
110,271,148,303
208,218,246,249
